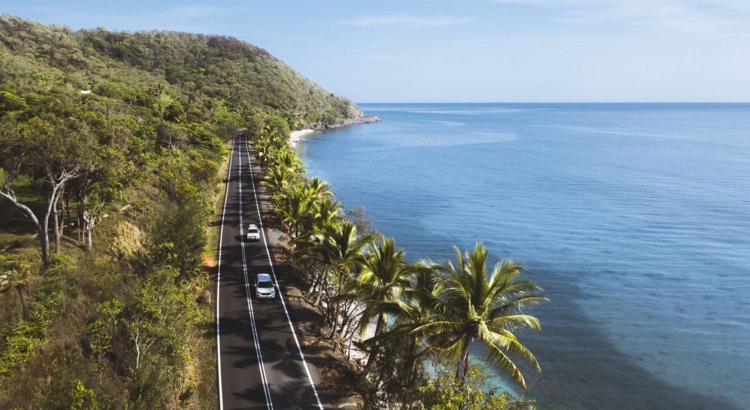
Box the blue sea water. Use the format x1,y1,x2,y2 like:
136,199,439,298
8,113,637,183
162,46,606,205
296,103,750,410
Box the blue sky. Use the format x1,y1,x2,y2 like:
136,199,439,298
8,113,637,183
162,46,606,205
5,0,750,102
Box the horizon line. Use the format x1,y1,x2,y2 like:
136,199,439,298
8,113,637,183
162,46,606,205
355,101,750,104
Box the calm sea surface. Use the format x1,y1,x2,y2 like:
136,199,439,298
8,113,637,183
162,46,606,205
296,103,750,410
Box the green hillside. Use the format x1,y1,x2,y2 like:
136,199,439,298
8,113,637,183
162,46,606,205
0,14,361,128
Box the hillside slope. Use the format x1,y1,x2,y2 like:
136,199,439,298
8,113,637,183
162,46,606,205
0,14,361,128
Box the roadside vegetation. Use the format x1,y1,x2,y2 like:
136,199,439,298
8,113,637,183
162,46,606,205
0,14,548,409
0,15,363,409
251,117,548,409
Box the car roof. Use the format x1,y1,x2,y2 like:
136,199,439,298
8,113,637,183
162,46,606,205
248,224,258,230
256,273,272,281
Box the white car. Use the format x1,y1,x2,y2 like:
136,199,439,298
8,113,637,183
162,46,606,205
246,224,260,241
255,273,275,299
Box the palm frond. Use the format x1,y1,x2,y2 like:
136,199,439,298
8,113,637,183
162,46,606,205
484,339,529,390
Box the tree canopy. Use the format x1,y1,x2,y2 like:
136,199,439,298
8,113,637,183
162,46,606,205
0,15,362,128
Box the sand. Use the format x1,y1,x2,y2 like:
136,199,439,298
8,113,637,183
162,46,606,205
289,129,316,147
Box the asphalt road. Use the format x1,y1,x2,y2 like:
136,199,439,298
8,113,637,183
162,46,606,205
216,133,330,410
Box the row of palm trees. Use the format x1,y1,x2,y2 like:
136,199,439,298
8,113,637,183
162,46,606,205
249,120,547,406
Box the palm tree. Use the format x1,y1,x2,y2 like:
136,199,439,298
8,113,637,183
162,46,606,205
312,197,343,231
254,137,273,169
354,238,413,366
277,184,315,239
281,177,334,239
315,221,373,340
276,148,304,170
305,177,333,200
262,163,300,198
357,265,439,400
414,244,547,390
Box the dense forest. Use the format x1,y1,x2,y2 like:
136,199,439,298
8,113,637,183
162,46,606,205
0,15,362,409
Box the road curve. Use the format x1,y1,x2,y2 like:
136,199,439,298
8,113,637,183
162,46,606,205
216,133,331,410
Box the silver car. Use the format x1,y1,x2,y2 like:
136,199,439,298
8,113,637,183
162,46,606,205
255,273,275,299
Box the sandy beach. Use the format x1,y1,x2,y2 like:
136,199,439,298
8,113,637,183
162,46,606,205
289,129,316,147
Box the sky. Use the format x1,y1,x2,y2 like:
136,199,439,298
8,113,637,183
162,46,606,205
5,0,750,102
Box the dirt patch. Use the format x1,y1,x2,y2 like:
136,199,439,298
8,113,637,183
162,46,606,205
284,292,365,409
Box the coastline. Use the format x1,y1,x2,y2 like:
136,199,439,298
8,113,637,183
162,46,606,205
289,129,316,148
289,115,381,147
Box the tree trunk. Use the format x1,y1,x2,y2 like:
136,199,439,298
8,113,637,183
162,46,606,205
0,189,49,269
456,335,474,384
53,192,62,255
16,284,30,321
364,312,387,371
40,218,51,269
58,184,66,250
83,209,94,251
2,168,78,270
45,177,67,263
328,310,340,341
65,191,71,219
43,171,78,268
78,206,85,242
87,222,93,251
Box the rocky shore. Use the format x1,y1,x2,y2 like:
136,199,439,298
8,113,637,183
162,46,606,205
290,115,381,147
326,114,381,129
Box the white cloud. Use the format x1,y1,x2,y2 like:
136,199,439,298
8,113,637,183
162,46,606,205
576,1,750,35
474,0,750,35
339,14,470,28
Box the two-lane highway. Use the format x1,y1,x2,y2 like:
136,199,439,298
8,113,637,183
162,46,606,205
216,133,329,409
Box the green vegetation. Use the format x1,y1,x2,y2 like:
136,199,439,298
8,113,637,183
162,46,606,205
252,117,548,409
0,14,363,409
0,14,547,409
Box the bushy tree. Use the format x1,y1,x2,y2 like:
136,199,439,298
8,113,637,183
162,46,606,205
414,367,535,410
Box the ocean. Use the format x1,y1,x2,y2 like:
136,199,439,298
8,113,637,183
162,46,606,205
295,103,750,410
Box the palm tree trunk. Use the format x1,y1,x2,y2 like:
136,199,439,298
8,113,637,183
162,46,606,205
456,335,474,384
364,312,386,371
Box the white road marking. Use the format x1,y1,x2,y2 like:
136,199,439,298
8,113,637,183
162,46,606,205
237,135,274,409
215,135,236,410
244,138,326,410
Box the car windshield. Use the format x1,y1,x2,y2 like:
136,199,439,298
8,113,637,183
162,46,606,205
258,281,273,288
248,228,258,233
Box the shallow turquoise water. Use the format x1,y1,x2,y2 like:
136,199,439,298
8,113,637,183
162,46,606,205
297,103,750,409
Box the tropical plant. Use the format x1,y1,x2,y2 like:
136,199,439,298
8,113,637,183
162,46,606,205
414,244,547,390
314,221,373,341
354,238,412,364
414,366,536,410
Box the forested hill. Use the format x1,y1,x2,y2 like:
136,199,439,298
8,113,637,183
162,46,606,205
0,14,361,128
